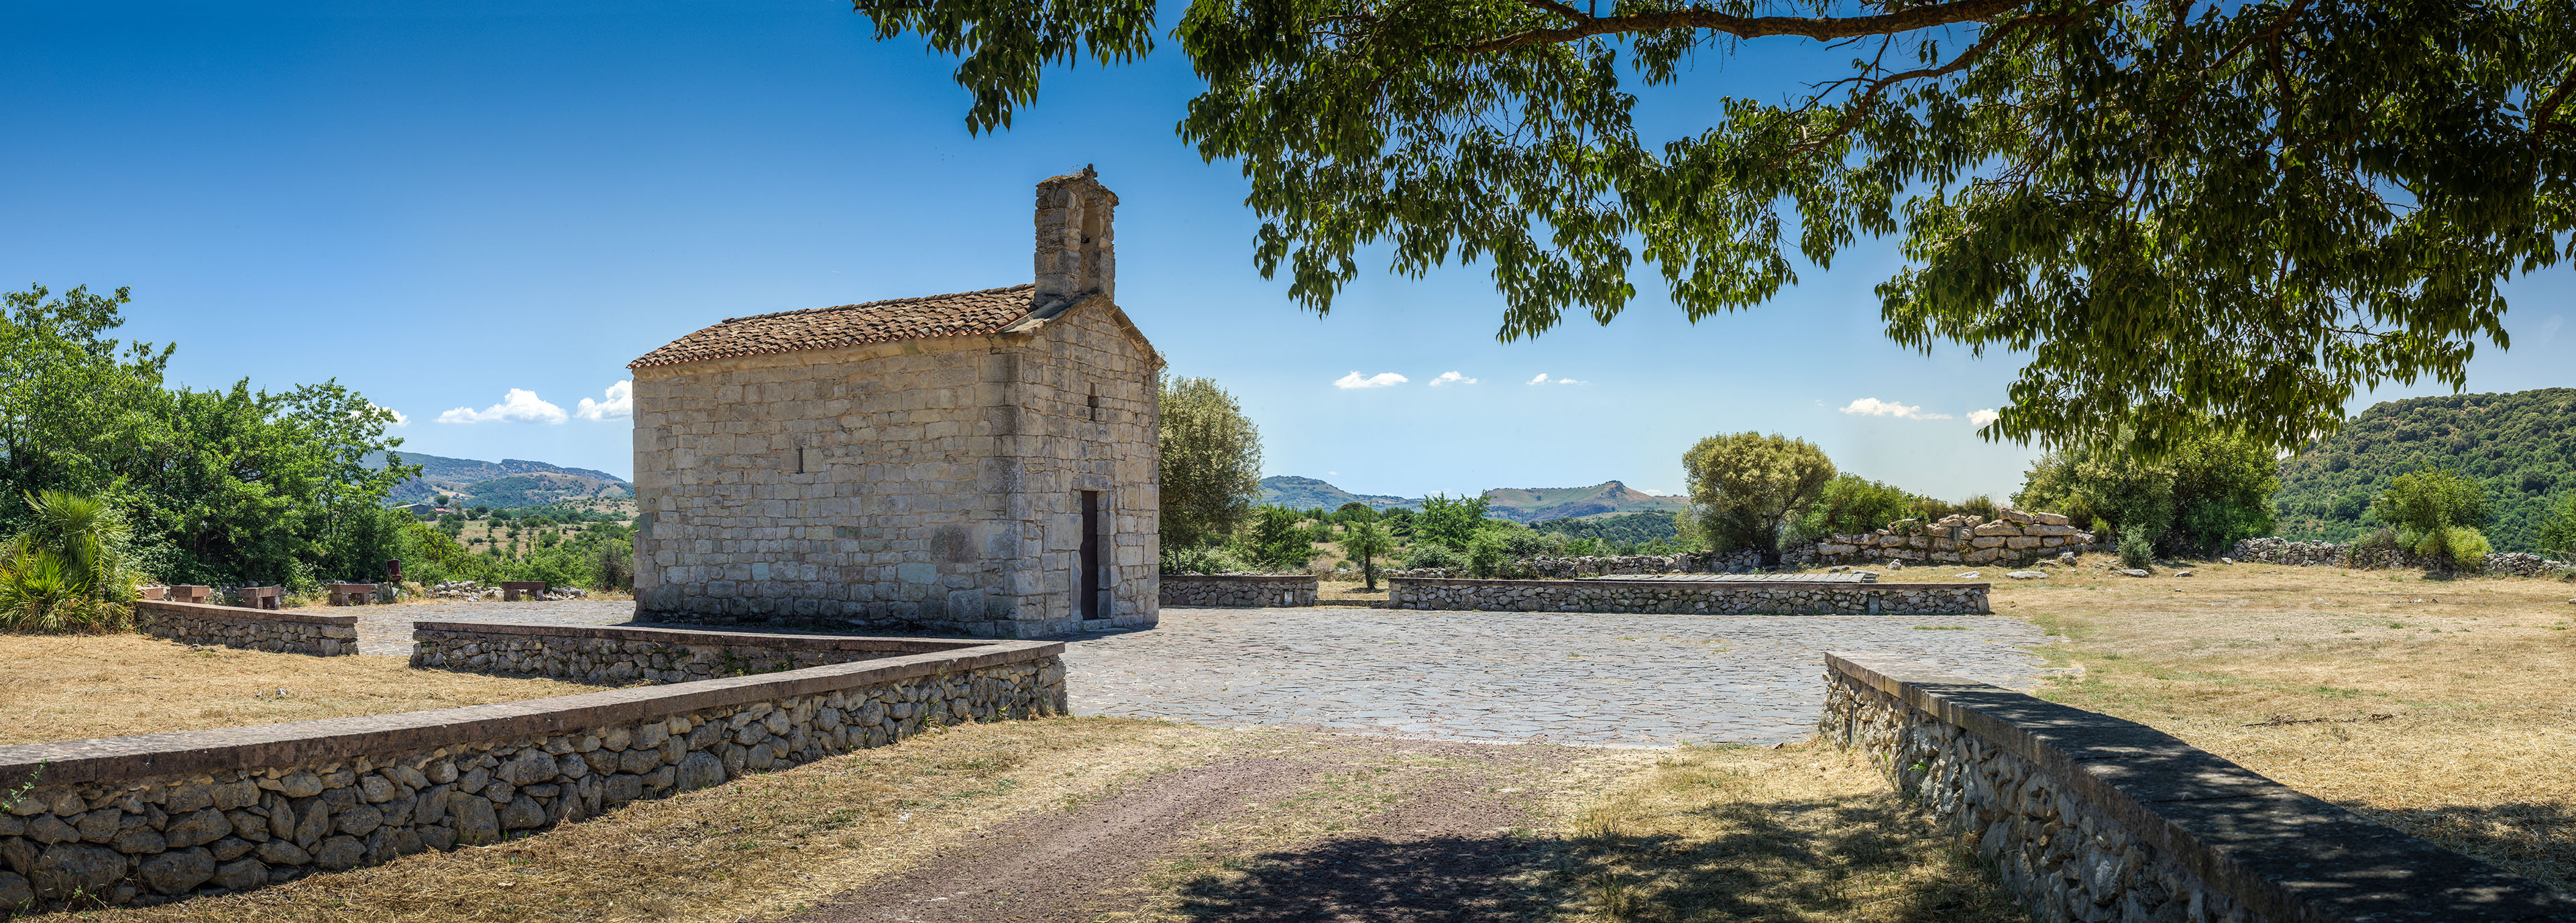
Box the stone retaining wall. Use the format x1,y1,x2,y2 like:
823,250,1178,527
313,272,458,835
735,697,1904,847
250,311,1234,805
2229,537,2571,576
133,601,359,656
411,622,987,684
1386,578,1990,615
0,634,1064,913
1819,652,2574,922
1156,574,1320,607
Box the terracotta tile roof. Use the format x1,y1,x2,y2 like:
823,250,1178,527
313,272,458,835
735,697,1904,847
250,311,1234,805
629,285,1039,369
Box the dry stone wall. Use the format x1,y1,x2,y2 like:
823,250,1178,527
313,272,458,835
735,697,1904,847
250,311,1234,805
134,601,358,656
1820,652,2574,923
1813,509,2099,568
410,623,983,684
1387,578,1991,615
0,635,1063,913
2229,537,2571,576
1157,575,1320,607
630,300,1161,639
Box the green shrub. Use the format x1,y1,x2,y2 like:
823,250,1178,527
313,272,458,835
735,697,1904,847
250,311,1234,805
1162,545,1248,574
1400,542,1466,570
1466,533,1508,577
2117,534,2155,570
2410,526,2491,570
1241,505,1318,572
0,490,139,633
2353,527,2402,551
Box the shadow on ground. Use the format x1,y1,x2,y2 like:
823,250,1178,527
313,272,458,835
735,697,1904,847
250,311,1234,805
2361,800,2576,893
1165,794,2023,923
1168,833,1564,922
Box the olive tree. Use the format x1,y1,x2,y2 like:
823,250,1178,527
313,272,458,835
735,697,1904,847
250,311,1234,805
1680,432,1836,566
1158,375,1264,550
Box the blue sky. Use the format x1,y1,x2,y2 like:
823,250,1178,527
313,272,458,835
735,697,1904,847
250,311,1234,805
6,1,2570,501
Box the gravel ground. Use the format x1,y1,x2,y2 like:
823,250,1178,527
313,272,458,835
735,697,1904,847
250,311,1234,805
1065,607,2060,747
343,601,2056,749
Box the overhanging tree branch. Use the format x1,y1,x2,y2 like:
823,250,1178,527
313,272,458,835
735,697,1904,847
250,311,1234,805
1457,0,2038,54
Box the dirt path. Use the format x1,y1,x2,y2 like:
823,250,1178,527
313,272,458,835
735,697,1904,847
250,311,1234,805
792,733,1642,923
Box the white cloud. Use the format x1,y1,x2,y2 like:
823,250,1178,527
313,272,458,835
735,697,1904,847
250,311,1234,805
2541,314,2565,346
1555,377,1587,385
1968,408,2001,427
1333,371,1408,389
1428,371,1477,387
575,380,633,421
1528,373,1550,385
1839,397,1953,420
437,388,568,424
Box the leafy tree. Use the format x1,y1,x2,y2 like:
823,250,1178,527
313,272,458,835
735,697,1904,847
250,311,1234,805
2016,427,2279,556
850,0,2576,456
1336,519,1393,589
1333,501,1378,524
2371,468,2496,570
1379,507,1415,539
1400,542,1466,571
1414,494,1492,551
1681,432,1836,566
2532,493,2576,562
1794,474,1924,539
1159,375,1264,550
0,284,412,589
1241,505,1317,572
2370,469,2491,534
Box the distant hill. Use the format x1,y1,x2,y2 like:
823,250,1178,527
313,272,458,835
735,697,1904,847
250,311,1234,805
1258,476,1421,512
1257,475,1689,523
369,452,633,508
1481,481,1690,524
2272,388,2575,552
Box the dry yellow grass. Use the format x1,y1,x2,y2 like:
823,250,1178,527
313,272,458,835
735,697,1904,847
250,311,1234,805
1561,741,2021,922
1997,560,2576,891
0,634,610,745
34,717,1215,923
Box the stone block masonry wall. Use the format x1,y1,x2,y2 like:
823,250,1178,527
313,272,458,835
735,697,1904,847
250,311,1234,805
630,300,1160,639
1812,508,2099,568
133,601,359,656
0,637,1063,912
411,622,987,684
1819,652,2575,922
1158,575,1320,607
1386,578,1990,615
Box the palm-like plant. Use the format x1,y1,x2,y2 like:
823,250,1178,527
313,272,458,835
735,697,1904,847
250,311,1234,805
0,490,138,632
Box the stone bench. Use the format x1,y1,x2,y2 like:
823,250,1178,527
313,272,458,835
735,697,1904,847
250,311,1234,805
235,585,281,610
328,582,379,606
499,580,548,601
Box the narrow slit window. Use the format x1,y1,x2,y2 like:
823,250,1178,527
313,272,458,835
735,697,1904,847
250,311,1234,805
1087,387,1102,422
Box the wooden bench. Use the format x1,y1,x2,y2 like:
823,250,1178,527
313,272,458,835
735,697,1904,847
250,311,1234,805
236,586,282,610
328,582,378,606
500,580,548,601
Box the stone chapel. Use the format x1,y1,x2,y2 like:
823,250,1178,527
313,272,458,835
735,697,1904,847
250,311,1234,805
626,168,1161,637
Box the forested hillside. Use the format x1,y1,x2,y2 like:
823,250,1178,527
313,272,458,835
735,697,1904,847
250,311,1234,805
2273,389,2575,552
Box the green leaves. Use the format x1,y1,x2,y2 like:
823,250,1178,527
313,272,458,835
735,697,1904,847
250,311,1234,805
859,0,2576,454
